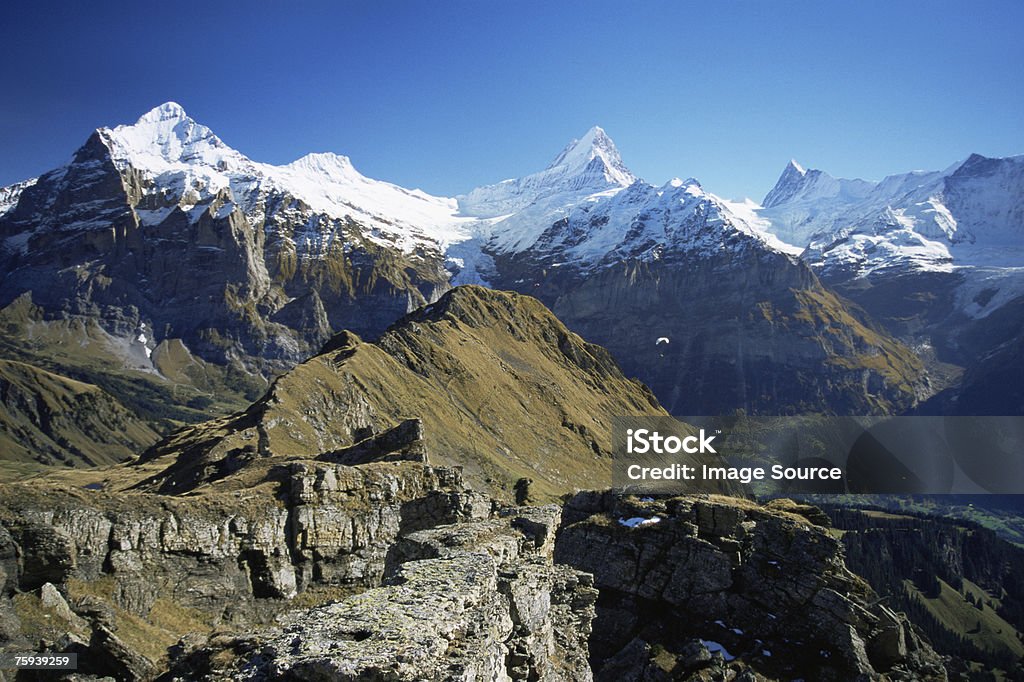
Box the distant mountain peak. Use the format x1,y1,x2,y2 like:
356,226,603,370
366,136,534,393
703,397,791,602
762,159,829,208
458,126,636,222
101,101,230,169
546,125,634,187
137,101,189,124
285,151,359,179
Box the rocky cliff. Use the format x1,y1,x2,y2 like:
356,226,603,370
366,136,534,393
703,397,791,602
162,505,597,681
555,493,947,681
0,469,952,681
0,459,491,678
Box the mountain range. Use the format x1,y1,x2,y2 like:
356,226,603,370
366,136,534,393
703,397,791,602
1,102,1022,680
1,103,1022,467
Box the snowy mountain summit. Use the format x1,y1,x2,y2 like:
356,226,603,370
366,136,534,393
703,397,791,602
97,102,470,252
759,152,1024,277
458,126,635,219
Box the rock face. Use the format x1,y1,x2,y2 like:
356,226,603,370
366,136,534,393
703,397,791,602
555,492,947,681
0,461,487,612
0,460,496,678
0,104,457,462
133,285,686,500
0,359,158,468
493,249,925,415
0,458,598,681
165,505,597,681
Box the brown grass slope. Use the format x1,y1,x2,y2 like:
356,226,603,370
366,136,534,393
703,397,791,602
0,359,159,472
131,286,675,500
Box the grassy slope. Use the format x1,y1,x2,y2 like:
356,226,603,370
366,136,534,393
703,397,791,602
905,577,1024,659
134,286,686,501
0,359,159,473
0,295,258,431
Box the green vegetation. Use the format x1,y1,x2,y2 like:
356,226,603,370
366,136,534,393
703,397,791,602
823,505,1024,675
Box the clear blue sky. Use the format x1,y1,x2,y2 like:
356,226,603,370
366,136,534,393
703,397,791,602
2,1,1022,201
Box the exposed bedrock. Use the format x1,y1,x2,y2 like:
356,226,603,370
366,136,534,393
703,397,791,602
555,492,947,681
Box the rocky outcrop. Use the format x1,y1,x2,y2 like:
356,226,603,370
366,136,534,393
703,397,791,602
0,458,954,681
555,492,947,681
163,505,597,681
0,460,492,680
0,462,488,615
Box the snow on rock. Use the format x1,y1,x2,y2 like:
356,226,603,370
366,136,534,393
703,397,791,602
100,102,476,254
0,178,38,218
618,516,662,528
489,174,803,269
758,153,1024,276
700,639,736,662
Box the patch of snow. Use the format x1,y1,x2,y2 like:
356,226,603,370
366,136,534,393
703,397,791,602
0,177,38,217
618,516,662,528
3,231,33,255
700,639,736,662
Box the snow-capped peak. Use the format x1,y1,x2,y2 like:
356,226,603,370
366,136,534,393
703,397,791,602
457,125,636,223
78,104,474,253
545,125,634,186
285,151,359,179
137,101,189,124
762,159,817,208
102,101,232,169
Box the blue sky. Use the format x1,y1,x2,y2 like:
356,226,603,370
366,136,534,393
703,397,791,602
2,1,1022,200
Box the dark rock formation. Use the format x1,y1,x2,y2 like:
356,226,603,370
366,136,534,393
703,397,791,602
555,492,947,681
489,206,926,416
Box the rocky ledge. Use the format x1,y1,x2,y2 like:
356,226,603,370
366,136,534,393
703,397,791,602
163,505,597,681
1,464,949,681
556,493,947,681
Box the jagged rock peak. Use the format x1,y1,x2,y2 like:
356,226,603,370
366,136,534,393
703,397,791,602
762,158,814,207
